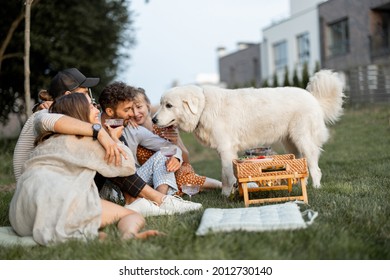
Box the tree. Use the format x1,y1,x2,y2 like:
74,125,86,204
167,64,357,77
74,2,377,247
24,0,34,117
272,72,279,87
292,67,300,87
0,0,136,125
0,1,34,72
301,61,310,89
250,79,257,88
314,60,321,74
283,65,290,87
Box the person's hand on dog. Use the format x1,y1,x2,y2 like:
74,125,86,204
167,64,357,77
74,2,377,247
161,125,179,144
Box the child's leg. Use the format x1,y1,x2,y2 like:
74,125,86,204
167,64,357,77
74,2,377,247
137,152,178,195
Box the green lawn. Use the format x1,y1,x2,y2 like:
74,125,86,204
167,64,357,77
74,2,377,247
0,104,389,259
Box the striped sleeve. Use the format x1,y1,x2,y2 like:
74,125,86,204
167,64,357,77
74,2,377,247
34,111,64,136
13,111,64,181
13,114,36,181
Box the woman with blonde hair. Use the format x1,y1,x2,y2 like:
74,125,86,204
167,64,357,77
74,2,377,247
132,88,222,195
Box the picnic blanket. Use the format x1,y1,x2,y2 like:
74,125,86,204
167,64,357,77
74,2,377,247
196,201,318,236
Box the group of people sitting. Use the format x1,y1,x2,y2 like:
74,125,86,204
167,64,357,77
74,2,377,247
9,68,222,246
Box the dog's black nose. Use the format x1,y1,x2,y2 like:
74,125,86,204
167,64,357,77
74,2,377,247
152,116,158,124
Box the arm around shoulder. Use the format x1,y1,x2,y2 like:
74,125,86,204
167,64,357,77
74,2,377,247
68,136,135,177
33,110,64,136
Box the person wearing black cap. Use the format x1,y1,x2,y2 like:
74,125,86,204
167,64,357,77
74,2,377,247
13,68,112,181
32,68,100,112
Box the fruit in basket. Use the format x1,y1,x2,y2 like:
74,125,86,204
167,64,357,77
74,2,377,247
254,156,266,159
238,155,268,161
246,155,267,160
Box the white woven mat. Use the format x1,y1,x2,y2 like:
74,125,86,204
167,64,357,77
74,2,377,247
196,201,317,236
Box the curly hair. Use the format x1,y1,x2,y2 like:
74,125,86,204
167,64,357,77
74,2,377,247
98,81,146,112
99,81,131,111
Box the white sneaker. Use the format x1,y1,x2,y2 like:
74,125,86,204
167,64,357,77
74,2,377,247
160,195,202,214
125,198,173,217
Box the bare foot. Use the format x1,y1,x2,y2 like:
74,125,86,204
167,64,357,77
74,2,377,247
136,230,165,239
98,231,108,241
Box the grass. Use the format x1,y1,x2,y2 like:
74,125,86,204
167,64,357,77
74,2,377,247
0,104,389,259
0,138,16,186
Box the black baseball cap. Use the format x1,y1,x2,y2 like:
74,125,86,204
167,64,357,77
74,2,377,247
48,68,100,98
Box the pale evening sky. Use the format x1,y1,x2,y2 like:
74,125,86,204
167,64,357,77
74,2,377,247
118,0,290,105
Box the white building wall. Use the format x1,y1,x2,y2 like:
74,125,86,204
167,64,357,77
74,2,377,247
261,0,325,84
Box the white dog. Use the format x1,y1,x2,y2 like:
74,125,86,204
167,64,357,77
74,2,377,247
153,70,344,196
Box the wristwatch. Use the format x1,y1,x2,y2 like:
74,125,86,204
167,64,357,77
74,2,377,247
92,123,102,140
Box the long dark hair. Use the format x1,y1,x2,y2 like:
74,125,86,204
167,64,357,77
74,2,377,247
35,93,91,145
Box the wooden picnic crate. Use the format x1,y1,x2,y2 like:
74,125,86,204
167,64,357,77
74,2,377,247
232,154,309,207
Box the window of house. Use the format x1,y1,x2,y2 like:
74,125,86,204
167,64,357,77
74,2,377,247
328,18,349,56
370,11,390,57
297,32,310,64
273,41,288,70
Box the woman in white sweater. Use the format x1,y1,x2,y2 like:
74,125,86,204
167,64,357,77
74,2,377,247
9,93,161,245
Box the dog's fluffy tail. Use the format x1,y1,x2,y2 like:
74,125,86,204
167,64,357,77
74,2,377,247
306,69,345,124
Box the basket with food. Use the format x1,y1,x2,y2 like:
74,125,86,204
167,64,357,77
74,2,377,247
232,154,309,206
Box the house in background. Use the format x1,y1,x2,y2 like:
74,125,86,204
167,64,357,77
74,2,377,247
261,0,325,86
319,0,390,103
217,0,390,104
217,0,325,88
217,42,261,88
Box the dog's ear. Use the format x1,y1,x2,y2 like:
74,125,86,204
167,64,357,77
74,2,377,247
183,97,199,115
